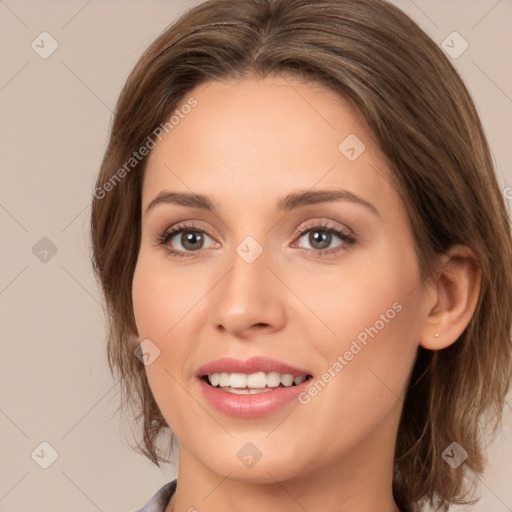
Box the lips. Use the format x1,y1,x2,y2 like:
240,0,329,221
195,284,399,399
196,356,311,377
196,356,313,417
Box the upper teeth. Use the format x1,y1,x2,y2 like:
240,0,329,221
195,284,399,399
207,372,307,388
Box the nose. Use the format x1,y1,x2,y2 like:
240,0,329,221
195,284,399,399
210,244,286,339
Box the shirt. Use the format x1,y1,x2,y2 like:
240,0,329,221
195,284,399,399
134,479,416,511
134,480,176,512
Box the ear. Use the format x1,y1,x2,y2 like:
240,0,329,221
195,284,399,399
419,245,482,350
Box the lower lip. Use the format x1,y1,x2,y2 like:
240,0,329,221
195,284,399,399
198,377,311,418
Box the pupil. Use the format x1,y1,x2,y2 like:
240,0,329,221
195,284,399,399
182,231,203,250
310,230,330,249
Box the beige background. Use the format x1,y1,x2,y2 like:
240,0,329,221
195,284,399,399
1,1,511,511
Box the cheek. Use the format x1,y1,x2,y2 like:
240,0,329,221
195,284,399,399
131,248,213,401
131,255,195,436
131,248,204,340
293,294,422,471
298,246,422,442
293,235,421,358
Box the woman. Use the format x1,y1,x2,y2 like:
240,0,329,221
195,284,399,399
90,0,512,511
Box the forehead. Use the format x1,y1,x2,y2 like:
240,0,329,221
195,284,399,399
142,75,396,217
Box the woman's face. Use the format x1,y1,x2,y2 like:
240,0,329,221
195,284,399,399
132,75,427,484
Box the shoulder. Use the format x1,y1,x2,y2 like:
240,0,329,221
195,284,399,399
133,479,177,512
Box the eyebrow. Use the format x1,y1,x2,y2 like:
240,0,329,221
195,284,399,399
145,189,381,218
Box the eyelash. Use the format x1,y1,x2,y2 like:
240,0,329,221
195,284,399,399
154,220,357,259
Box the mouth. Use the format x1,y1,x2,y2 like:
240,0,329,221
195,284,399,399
201,371,313,394
195,356,314,417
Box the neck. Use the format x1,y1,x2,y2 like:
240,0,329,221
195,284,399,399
167,416,403,512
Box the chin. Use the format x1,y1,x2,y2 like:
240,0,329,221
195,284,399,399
190,435,310,484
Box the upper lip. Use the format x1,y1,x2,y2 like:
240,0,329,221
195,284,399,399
196,356,312,377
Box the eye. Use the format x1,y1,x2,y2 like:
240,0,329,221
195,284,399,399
293,221,356,257
155,221,217,258
155,220,356,259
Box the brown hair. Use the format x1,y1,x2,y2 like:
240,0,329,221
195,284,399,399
90,1,512,510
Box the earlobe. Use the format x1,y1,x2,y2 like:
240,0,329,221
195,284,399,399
419,245,481,350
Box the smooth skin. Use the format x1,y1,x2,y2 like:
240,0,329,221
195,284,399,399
131,75,481,512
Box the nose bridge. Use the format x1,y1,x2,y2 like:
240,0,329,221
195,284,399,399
210,231,285,334
224,235,272,309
